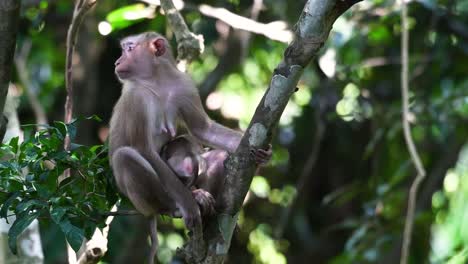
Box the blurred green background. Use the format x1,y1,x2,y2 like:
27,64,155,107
1,0,468,263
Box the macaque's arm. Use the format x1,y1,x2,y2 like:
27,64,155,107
179,90,242,153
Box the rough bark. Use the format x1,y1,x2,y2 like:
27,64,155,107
160,0,204,63
0,0,21,141
179,0,362,263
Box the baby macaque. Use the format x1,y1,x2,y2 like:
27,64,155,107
161,135,216,216
108,32,271,263
161,135,203,188
161,135,272,214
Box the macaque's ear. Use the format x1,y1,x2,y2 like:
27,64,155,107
151,38,166,57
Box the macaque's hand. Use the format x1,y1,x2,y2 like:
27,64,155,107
192,189,216,216
250,144,272,165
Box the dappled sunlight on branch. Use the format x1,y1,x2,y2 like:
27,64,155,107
139,0,293,43
196,4,293,43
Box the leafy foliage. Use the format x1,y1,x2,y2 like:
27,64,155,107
0,117,118,253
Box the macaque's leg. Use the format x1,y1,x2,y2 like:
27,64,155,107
112,146,176,216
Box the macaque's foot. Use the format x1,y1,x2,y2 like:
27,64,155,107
192,189,216,216
250,144,272,165
181,207,202,232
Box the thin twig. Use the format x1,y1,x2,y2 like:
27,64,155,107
64,0,96,149
63,2,98,263
100,210,141,217
400,0,427,263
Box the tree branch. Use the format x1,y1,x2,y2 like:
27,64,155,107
194,3,293,43
400,1,427,263
142,0,293,43
178,0,362,263
160,0,204,63
100,210,141,217
199,0,263,100
0,0,21,141
63,1,99,263
62,0,96,177
64,0,96,128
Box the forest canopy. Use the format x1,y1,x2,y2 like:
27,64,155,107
0,0,467,264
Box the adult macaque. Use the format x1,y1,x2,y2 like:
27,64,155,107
109,32,271,263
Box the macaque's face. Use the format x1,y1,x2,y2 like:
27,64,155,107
115,38,145,80
115,35,167,81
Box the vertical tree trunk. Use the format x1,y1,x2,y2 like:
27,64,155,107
0,2,44,262
0,0,21,140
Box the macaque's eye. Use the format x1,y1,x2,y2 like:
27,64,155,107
127,44,135,52
121,42,136,52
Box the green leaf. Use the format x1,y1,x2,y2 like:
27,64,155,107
86,115,102,122
106,4,148,30
0,192,21,219
90,145,101,153
0,192,8,204
0,161,20,173
8,211,40,254
58,176,75,189
9,137,19,154
368,23,391,45
39,171,58,193
71,115,102,123
83,221,98,239
70,143,85,151
34,181,53,199
52,121,67,139
50,206,67,224
6,178,23,192
15,200,47,214
59,220,85,252
67,123,77,140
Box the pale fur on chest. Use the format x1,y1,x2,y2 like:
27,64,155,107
109,85,179,153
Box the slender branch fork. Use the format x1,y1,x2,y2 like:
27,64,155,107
400,0,427,263
64,0,97,149
63,1,98,264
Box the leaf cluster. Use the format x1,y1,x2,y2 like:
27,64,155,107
0,117,118,254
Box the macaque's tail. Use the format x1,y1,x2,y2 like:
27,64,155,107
149,216,158,264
